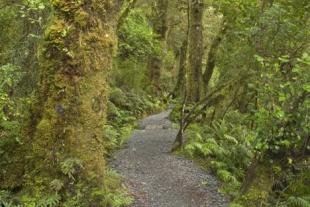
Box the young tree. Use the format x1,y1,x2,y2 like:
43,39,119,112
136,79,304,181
187,0,204,102
203,20,227,90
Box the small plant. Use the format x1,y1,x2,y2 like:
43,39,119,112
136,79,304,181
287,196,310,207
183,111,256,197
50,179,64,192
36,194,61,207
60,158,83,181
0,191,22,207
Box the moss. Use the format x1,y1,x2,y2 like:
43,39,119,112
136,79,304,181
74,9,89,27
20,0,119,205
237,165,273,206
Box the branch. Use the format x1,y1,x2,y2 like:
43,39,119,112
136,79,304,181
183,82,230,124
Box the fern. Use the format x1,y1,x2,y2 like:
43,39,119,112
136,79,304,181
0,191,22,207
217,169,238,183
60,158,83,180
210,161,227,169
50,179,64,192
287,197,310,207
224,134,239,144
1,201,22,207
36,194,61,207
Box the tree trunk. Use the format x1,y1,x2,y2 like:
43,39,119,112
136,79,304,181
173,39,188,97
203,22,227,90
187,0,204,102
148,0,169,91
23,0,120,203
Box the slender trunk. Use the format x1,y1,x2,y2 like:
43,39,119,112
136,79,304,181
148,56,162,92
203,22,227,90
23,0,120,203
171,92,187,152
187,0,204,102
241,153,260,194
173,37,188,97
148,0,169,91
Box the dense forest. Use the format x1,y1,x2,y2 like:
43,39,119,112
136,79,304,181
0,0,309,206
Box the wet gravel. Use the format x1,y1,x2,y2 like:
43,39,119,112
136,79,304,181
110,111,229,207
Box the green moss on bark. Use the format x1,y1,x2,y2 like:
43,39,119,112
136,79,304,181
20,0,119,204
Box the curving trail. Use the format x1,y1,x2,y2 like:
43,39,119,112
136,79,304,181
110,111,229,207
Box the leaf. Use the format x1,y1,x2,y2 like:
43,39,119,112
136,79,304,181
287,196,310,207
224,134,238,144
303,83,310,92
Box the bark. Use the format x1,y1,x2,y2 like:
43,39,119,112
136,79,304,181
171,92,187,152
172,37,188,97
172,83,229,151
241,153,260,194
148,55,162,91
171,0,190,98
203,22,227,90
148,0,169,91
22,0,119,203
187,0,204,102
153,0,169,39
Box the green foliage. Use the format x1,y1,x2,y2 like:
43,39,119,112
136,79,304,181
60,158,83,181
0,191,22,207
184,111,255,189
49,179,63,192
100,169,133,207
287,197,310,207
118,9,160,60
253,53,310,155
105,87,164,151
0,64,24,183
108,87,163,124
229,203,244,207
36,194,61,207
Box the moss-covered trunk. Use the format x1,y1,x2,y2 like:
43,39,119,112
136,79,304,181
187,0,204,102
173,39,188,97
148,0,168,91
203,22,227,91
23,0,120,203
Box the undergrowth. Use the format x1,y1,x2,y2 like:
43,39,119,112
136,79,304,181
184,111,255,196
105,87,164,151
172,108,310,207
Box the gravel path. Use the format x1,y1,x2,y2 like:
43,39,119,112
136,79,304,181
110,111,229,207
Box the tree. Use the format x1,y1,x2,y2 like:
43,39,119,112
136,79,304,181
21,0,122,204
148,0,169,92
171,0,190,98
203,20,227,90
187,0,204,102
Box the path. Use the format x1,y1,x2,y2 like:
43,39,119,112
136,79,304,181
110,111,229,207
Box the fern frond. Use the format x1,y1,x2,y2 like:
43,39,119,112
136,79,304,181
217,169,238,183
36,194,61,207
287,196,310,207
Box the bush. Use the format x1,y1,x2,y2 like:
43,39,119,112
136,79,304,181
184,111,256,192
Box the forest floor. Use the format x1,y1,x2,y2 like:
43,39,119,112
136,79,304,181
110,111,229,207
